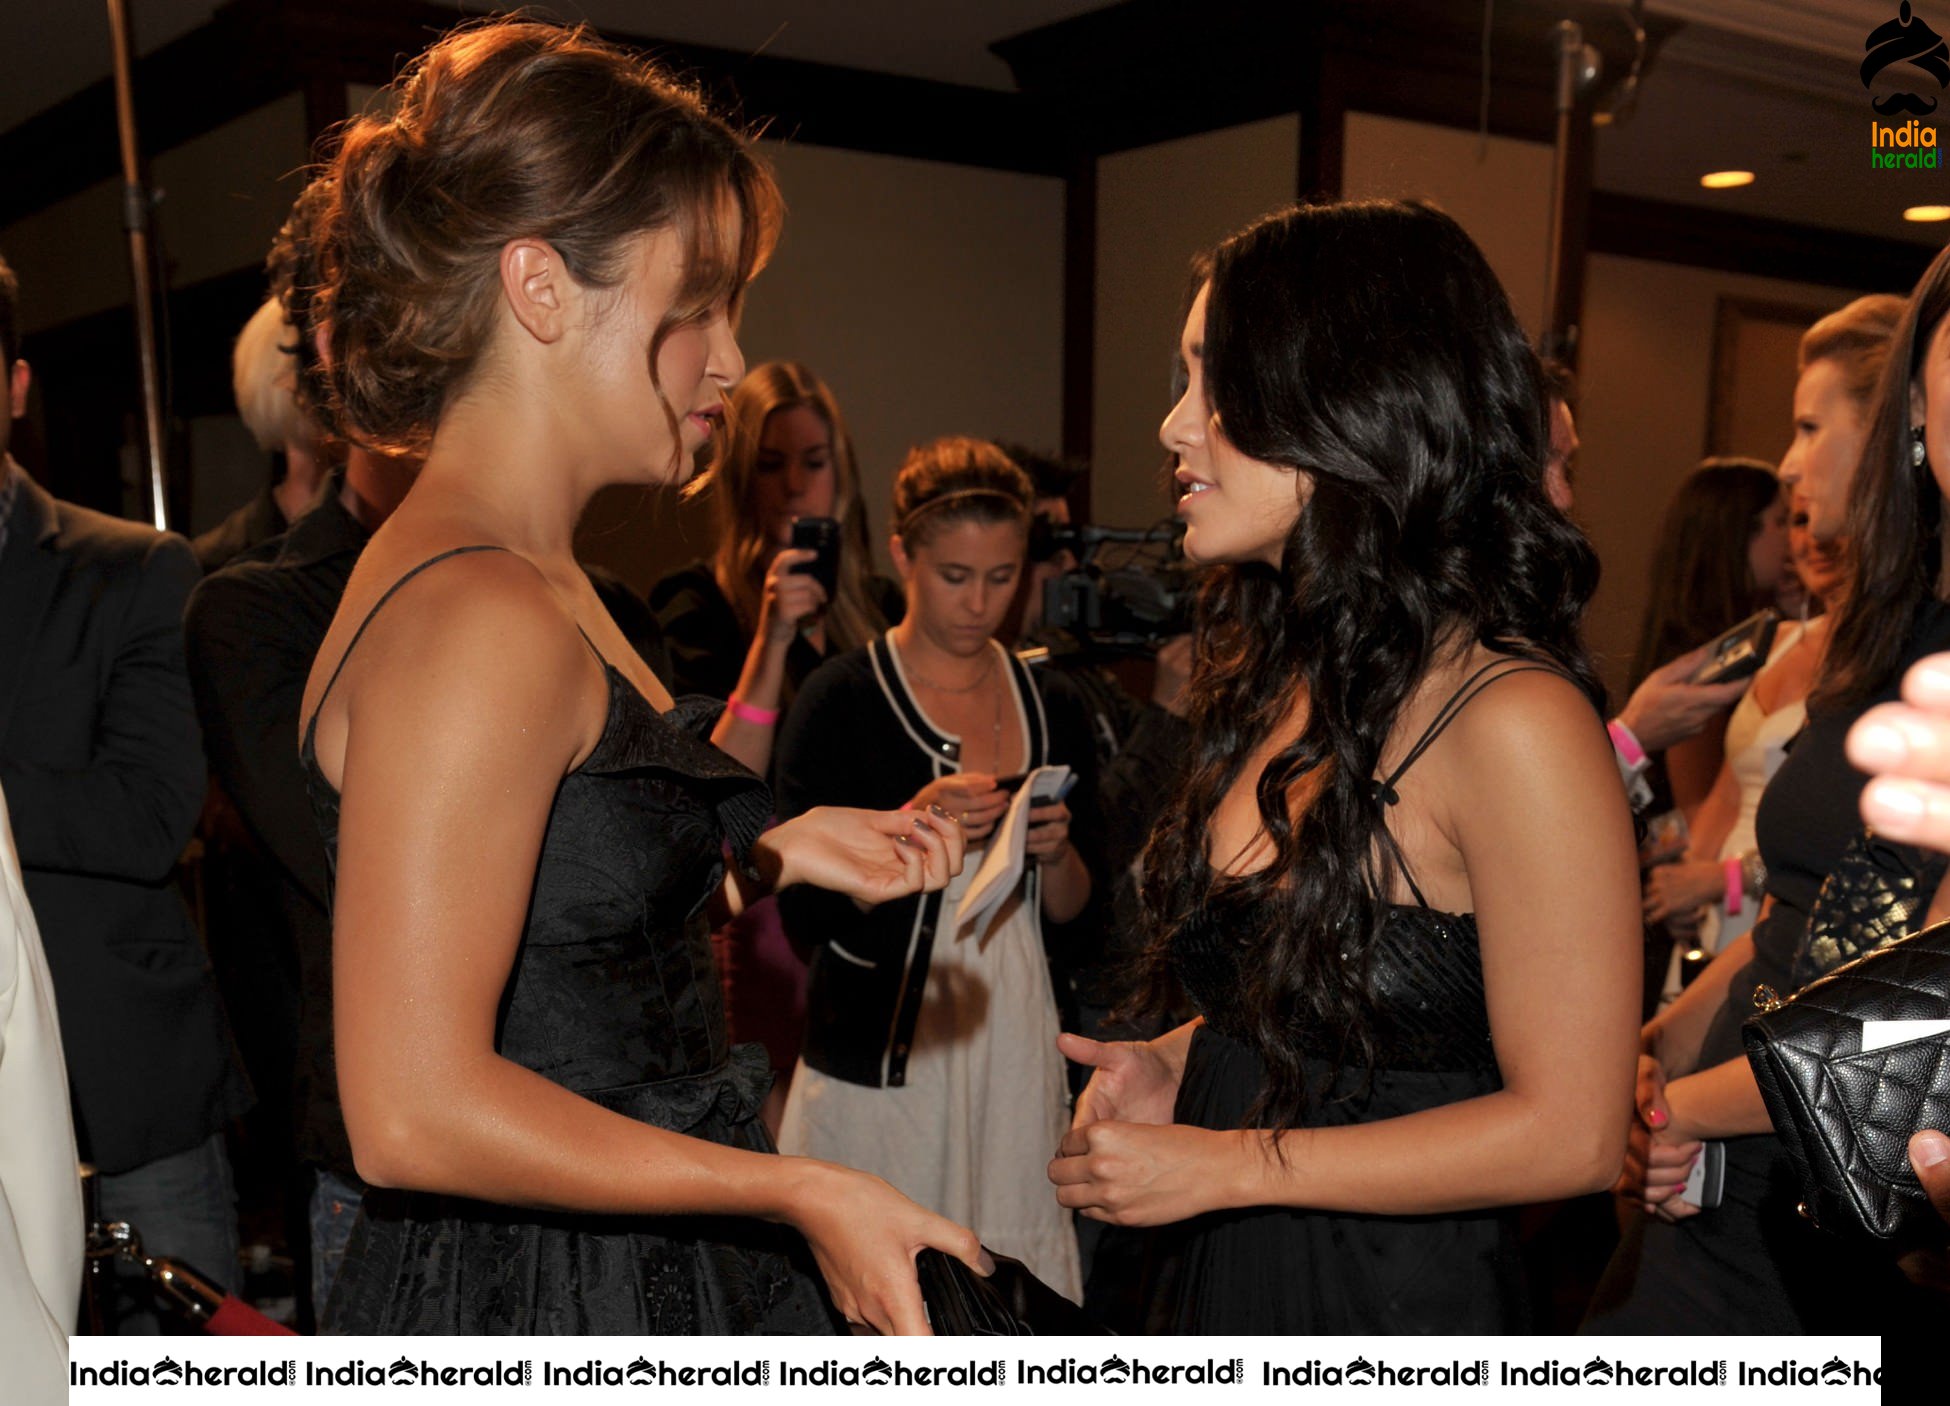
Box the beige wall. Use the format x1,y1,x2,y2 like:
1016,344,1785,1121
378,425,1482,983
1091,116,1300,529
579,140,1066,595
1341,111,1554,339
1578,253,1876,698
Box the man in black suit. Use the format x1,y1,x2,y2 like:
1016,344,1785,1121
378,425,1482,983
0,251,249,1326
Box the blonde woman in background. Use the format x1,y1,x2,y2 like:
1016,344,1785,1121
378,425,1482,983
652,361,901,774
193,297,330,571
1642,297,1902,1001
650,363,903,1131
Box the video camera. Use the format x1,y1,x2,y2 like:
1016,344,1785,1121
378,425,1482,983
1030,515,1195,656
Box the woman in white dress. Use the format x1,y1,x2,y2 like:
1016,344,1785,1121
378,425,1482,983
1639,295,1899,995
772,438,1097,1297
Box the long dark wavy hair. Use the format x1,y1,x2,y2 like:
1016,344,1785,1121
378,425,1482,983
1136,201,1605,1131
1814,244,1950,713
1628,458,1783,690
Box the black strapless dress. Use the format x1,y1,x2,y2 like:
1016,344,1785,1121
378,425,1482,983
1158,885,1529,1335
303,548,836,1334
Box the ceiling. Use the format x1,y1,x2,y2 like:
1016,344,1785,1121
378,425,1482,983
4,1,1944,246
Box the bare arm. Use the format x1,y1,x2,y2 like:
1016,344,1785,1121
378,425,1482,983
1643,928,1756,1076
1051,673,1640,1222
706,549,825,774
1664,727,1725,827
1685,755,1742,867
324,561,974,1331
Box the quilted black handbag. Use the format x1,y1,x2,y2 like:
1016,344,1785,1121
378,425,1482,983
914,1248,1110,1335
1742,919,1950,1243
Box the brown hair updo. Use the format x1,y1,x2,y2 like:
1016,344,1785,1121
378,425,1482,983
892,437,1032,550
316,18,782,455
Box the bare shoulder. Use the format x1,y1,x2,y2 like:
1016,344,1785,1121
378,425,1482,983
1441,657,1610,779
337,548,586,682
312,546,604,781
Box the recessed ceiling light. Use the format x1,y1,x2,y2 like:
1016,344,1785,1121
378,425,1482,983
1906,205,1950,222
1700,170,1756,189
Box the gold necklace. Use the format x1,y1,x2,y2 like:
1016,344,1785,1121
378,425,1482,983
902,641,1005,769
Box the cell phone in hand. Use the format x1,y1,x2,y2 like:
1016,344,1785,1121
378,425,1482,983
1030,773,1070,805
1679,1140,1725,1210
789,516,840,598
1689,609,1780,686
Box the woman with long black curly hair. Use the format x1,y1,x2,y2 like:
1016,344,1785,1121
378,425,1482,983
1047,200,1641,1334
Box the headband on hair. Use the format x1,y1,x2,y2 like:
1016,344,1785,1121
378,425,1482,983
896,488,1027,537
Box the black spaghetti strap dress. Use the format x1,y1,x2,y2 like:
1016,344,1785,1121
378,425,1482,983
1155,663,1566,1334
303,547,837,1334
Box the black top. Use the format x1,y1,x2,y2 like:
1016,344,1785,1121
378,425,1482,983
773,636,1103,1088
648,560,902,704
1703,598,1950,1066
301,547,832,1333
0,471,249,1173
1156,660,1578,1334
192,483,290,574
185,490,668,1176
303,546,772,1087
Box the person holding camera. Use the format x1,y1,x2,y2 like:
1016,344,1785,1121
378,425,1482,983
650,361,900,775
773,437,1101,1300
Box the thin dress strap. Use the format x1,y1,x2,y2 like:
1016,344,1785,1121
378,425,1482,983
1373,660,1570,910
301,544,512,752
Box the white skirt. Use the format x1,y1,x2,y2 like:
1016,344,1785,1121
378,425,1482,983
777,855,1082,1301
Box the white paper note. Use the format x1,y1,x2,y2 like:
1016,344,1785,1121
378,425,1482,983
951,765,1070,940
1860,1018,1950,1053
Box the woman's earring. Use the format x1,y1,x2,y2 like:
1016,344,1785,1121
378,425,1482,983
1914,424,1929,468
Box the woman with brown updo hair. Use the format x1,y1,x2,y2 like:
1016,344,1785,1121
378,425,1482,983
772,437,1101,1300
298,19,982,1335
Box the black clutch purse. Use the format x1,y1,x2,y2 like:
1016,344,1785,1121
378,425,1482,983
1794,825,1948,988
1742,918,1950,1243
914,1248,1110,1335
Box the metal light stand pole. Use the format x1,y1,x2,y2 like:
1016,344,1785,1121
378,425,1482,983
1543,18,1600,369
105,0,170,530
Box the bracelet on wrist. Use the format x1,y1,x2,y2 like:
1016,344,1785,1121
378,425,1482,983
1722,855,1743,916
727,695,780,727
1739,849,1766,901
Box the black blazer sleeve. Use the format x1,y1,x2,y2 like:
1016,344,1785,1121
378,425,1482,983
183,564,330,913
773,653,920,963
0,532,205,882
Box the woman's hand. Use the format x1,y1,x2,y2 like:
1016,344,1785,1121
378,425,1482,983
1058,1032,1183,1130
1024,799,1072,866
786,1161,988,1334
755,547,828,648
1642,859,1725,925
907,774,1009,842
1613,1055,1702,1221
1046,1120,1233,1226
763,806,964,906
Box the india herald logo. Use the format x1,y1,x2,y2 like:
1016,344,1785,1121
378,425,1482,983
1864,2,1950,115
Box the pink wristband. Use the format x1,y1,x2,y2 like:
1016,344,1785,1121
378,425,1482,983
727,695,780,727
1723,855,1743,916
1607,719,1648,769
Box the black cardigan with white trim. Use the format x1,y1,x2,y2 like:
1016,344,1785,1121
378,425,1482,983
773,635,1103,1088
